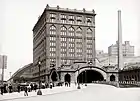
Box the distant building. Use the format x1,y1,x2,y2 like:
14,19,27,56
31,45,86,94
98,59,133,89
108,41,134,57
119,62,140,81
8,63,33,83
96,50,108,57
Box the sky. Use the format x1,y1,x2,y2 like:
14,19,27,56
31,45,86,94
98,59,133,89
0,0,140,80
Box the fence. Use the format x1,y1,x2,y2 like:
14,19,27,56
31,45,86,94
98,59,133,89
92,81,140,88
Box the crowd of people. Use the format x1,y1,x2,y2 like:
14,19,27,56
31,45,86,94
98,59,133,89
0,81,72,96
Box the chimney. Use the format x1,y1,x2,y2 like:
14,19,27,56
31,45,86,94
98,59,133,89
118,10,124,70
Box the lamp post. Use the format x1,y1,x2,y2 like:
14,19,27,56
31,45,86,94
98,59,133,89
77,65,81,89
85,70,87,86
37,57,42,95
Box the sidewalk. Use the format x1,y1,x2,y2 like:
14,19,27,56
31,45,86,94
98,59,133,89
0,84,86,101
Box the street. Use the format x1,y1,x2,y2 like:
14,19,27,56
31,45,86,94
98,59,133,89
0,84,140,101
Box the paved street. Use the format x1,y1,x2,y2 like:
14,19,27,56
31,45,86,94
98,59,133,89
0,84,140,101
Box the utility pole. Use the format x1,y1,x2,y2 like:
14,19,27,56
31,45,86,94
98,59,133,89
1,56,4,86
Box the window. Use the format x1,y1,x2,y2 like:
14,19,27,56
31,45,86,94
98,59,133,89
68,27,75,36
86,17,92,26
50,25,56,35
50,13,56,22
76,27,82,37
87,28,92,37
69,15,75,24
61,14,67,23
77,16,82,24
60,26,67,36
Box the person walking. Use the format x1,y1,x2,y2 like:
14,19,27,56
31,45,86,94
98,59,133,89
34,83,37,92
50,82,53,89
8,84,12,93
0,85,4,95
30,83,33,91
24,86,28,96
17,84,20,93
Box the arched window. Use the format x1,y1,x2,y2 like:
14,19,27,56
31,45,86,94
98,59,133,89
60,26,67,59
60,26,67,36
76,27,82,37
68,27,75,36
50,25,56,35
87,28,92,37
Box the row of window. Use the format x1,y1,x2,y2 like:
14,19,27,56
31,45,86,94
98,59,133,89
50,25,92,36
49,13,92,25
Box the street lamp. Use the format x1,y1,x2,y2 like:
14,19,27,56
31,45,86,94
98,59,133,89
77,65,81,89
85,70,87,86
37,57,42,95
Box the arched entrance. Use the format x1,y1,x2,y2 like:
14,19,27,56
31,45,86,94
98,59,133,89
77,70,104,83
51,71,58,81
64,73,71,83
110,75,115,81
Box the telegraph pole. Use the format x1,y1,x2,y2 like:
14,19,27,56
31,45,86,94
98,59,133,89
1,56,4,86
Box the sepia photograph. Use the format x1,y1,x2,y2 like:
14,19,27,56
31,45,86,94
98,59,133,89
0,0,140,101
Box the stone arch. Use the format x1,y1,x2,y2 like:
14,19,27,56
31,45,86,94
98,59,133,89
64,73,71,83
110,75,115,81
50,69,59,82
75,66,107,83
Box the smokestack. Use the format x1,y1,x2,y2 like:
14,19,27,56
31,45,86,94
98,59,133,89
118,10,124,70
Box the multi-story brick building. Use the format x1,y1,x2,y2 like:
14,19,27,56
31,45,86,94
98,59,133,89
32,5,96,82
108,41,134,57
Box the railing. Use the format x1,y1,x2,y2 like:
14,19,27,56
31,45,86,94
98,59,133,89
92,81,140,88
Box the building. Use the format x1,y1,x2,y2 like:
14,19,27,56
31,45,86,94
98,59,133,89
96,50,108,57
32,5,96,82
8,63,33,83
108,41,134,57
119,62,140,81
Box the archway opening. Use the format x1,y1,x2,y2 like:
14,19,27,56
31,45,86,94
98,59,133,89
64,73,71,83
110,75,115,81
51,71,58,81
77,70,104,83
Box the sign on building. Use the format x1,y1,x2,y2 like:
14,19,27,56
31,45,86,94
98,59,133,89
0,55,7,69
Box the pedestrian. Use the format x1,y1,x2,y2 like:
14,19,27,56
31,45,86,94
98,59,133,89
30,83,33,91
17,84,20,93
0,85,4,95
50,82,53,89
24,86,28,96
8,84,12,93
4,84,7,93
27,85,31,92
34,84,37,92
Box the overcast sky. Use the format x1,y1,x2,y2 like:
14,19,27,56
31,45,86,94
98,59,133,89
0,0,140,80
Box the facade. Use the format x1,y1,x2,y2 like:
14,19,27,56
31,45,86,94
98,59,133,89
32,5,96,82
119,62,140,81
108,41,134,57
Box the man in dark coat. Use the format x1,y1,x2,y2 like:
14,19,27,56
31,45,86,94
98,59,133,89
17,84,20,93
8,84,12,93
0,85,4,95
24,86,28,96
30,83,33,91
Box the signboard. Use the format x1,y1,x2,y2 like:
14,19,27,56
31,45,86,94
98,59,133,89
0,55,7,69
